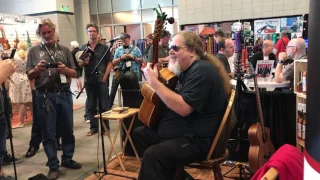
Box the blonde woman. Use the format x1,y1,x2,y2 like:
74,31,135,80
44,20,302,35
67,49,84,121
9,41,32,128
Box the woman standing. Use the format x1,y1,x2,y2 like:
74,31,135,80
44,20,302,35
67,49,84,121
9,41,32,128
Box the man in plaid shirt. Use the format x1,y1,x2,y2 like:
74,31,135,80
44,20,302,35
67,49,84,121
109,33,142,109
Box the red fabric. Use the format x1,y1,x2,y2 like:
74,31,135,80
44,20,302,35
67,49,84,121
275,37,290,58
251,144,303,180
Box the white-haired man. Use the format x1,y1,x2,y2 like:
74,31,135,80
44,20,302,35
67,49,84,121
274,38,307,89
70,41,82,93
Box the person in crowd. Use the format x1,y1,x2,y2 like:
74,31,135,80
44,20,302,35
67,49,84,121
147,30,170,64
143,34,153,59
132,30,231,179
274,31,289,58
215,38,234,75
26,18,82,179
108,33,142,109
253,37,263,54
0,60,19,180
78,23,113,136
274,38,307,89
250,40,277,70
9,41,32,129
213,29,225,44
70,41,82,93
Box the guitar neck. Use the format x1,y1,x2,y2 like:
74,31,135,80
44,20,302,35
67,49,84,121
253,76,266,134
152,37,159,65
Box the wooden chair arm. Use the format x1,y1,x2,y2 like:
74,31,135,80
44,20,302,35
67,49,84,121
200,149,229,167
260,167,278,180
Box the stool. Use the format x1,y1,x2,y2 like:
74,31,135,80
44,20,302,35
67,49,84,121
95,108,140,172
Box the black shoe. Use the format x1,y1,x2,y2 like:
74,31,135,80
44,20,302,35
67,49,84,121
25,146,39,158
3,152,22,165
61,159,82,169
48,168,60,180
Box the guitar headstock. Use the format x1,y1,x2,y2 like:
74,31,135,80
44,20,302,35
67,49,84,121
152,7,167,42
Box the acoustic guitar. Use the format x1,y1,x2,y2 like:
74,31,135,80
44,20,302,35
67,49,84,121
248,63,275,173
26,30,32,48
13,30,19,49
138,7,178,128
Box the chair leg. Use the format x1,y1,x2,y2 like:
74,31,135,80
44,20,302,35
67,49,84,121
213,164,223,180
174,167,183,180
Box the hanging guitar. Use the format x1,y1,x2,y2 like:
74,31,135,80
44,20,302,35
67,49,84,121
13,30,19,49
248,63,275,173
26,30,32,47
1,28,10,50
139,5,176,128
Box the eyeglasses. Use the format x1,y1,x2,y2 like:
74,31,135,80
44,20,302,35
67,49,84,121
87,30,97,33
286,45,295,49
169,45,187,52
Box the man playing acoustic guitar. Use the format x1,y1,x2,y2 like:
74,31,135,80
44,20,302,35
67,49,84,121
133,31,231,179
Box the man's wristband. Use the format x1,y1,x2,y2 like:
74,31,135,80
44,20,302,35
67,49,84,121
278,60,284,64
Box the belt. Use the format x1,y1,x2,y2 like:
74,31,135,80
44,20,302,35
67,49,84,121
38,88,66,94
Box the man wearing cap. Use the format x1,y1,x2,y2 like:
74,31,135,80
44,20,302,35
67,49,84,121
108,33,142,109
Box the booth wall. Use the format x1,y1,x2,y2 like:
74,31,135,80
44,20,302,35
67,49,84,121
178,0,310,25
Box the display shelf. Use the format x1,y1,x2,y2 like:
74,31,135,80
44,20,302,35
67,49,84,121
297,138,305,147
294,59,307,150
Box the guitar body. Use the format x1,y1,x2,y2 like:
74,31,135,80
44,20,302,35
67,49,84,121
139,68,178,128
248,123,275,173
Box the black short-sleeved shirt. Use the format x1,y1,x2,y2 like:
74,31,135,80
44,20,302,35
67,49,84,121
158,60,228,139
80,43,112,83
26,43,75,90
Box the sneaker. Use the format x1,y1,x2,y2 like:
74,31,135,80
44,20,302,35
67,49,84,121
3,153,22,165
47,168,60,180
0,174,15,180
61,159,82,169
85,119,90,123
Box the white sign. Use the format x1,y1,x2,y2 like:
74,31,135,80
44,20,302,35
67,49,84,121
255,60,275,79
0,13,40,25
254,19,281,35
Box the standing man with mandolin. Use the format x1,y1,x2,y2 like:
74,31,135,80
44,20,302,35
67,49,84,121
133,31,231,179
79,23,113,136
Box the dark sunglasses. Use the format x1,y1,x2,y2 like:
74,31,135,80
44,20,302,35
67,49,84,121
169,45,187,52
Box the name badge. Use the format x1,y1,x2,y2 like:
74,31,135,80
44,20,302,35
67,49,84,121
126,61,132,67
60,74,67,83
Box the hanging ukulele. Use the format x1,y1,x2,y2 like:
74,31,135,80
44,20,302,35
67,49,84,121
247,63,275,173
13,30,19,49
138,5,176,128
26,30,32,48
1,28,10,50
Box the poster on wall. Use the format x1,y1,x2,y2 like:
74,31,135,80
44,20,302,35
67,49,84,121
254,18,281,35
280,16,303,33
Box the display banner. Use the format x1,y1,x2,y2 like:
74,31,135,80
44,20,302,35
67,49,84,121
0,13,40,25
304,0,320,179
254,19,281,35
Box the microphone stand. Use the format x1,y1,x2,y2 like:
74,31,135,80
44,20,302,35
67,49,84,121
76,41,135,180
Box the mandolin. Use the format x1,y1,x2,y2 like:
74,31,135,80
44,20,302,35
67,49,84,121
248,63,275,173
26,30,32,47
138,6,177,128
13,30,19,49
